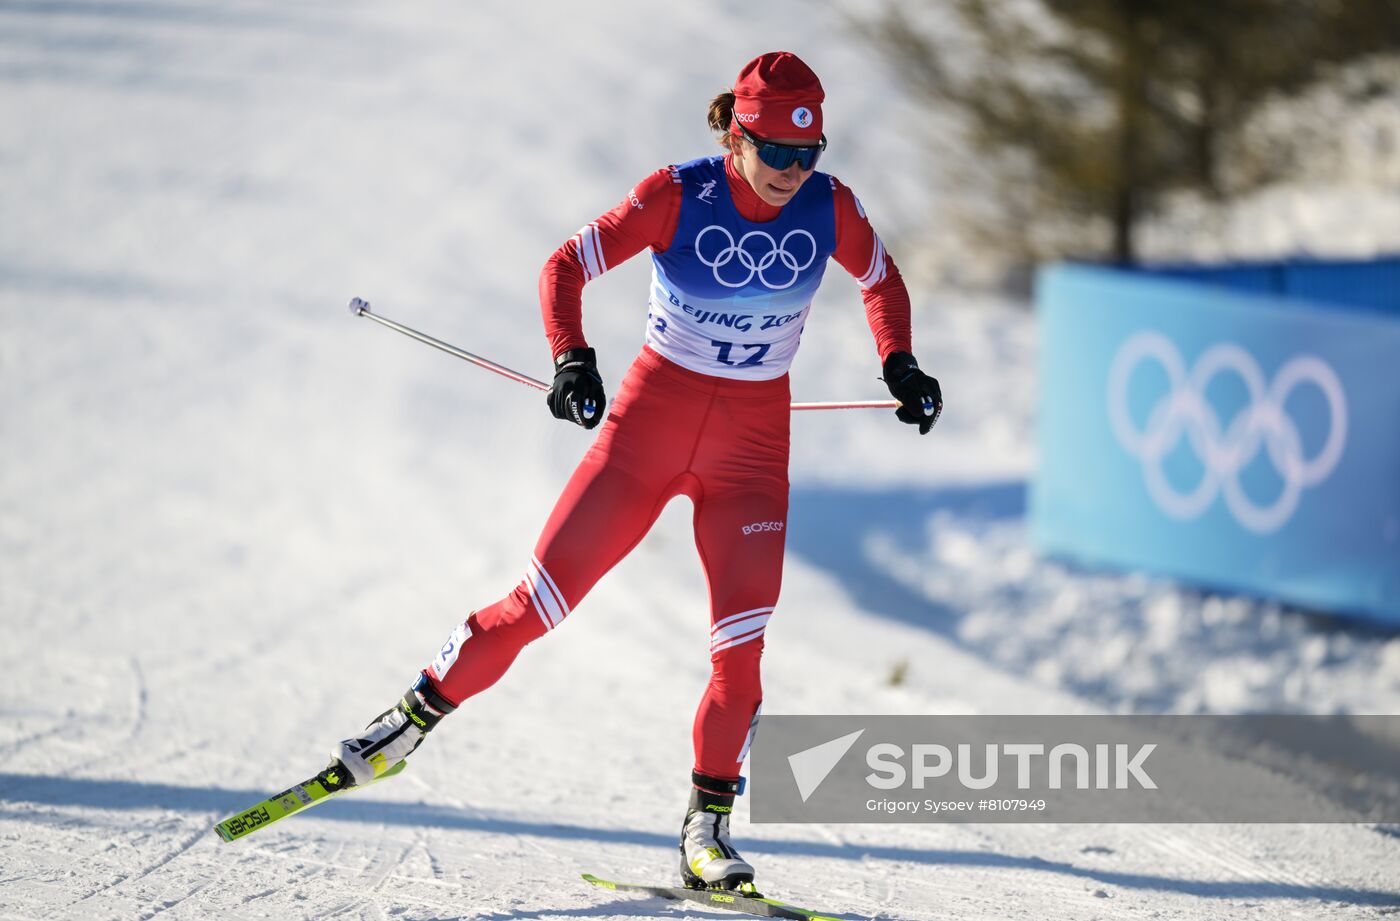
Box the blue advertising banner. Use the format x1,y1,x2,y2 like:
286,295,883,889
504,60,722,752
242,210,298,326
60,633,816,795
1031,263,1400,624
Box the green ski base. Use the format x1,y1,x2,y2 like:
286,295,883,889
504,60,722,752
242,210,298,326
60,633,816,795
582,873,841,921
214,760,407,843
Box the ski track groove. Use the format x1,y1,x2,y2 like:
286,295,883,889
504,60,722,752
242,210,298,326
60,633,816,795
4,831,128,870
239,886,279,906
134,871,219,921
425,838,447,883
279,836,354,896
229,841,346,917
134,845,270,921
248,843,465,891
398,772,571,882
66,820,209,911
1148,826,1308,893
305,838,411,921
919,826,1111,921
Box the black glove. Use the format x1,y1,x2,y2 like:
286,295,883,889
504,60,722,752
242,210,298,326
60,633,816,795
547,347,606,429
882,351,942,434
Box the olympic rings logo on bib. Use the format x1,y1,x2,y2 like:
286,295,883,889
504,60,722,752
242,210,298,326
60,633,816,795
1107,331,1348,534
694,225,817,290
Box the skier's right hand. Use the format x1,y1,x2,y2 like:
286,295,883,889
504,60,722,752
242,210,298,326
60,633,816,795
547,347,607,429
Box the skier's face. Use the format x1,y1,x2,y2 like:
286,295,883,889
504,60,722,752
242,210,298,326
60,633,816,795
734,136,815,208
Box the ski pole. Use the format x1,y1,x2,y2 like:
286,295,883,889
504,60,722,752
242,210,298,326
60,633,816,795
346,298,897,411
789,399,897,411
348,298,549,391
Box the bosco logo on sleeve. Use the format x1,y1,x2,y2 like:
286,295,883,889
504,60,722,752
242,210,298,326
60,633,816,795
741,520,785,536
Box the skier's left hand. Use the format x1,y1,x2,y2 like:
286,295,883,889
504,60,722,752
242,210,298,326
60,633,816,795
882,351,942,434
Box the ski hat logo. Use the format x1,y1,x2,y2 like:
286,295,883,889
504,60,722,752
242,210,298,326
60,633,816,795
791,106,813,128
1107,331,1347,534
788,729,864,802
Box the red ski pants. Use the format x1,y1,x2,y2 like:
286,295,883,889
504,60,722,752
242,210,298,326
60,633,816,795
426,346,790,780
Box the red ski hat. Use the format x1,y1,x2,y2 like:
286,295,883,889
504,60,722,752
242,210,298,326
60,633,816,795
730,51,824,143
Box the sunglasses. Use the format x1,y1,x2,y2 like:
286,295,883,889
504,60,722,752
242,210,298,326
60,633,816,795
734,123,826,172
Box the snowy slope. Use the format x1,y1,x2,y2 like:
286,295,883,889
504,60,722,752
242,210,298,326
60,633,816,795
2,2,1398,920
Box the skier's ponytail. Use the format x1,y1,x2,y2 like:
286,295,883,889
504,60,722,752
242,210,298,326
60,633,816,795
708,89,738,152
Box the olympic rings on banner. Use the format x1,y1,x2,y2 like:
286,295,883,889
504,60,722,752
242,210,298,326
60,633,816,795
1107,332,1347,534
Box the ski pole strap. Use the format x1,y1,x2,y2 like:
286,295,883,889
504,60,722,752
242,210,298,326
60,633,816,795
692,770,746,797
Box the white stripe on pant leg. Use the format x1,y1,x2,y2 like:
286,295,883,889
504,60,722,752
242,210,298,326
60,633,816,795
528,590,555,632
737,703,762,765
530,555,571,622
526,563,566,629
711,625,767,654
711,606,775,633
710,613,771,647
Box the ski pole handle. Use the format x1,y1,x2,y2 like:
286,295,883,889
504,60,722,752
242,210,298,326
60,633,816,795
346,298,898,410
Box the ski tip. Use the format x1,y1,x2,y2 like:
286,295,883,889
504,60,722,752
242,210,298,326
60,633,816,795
581,874,614,889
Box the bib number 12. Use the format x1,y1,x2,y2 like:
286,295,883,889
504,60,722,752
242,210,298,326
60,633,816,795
711,339,770,367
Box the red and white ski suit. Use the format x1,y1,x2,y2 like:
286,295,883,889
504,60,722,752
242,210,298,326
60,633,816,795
425,155,911,781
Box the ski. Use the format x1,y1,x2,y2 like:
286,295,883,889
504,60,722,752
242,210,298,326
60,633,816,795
582,873,842,921
214,760,406,843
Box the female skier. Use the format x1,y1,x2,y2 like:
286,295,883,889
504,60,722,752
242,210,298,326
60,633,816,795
328,51,942,892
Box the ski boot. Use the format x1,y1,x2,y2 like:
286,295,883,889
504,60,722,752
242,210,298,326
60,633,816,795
328,672,456,789
679,771,757,892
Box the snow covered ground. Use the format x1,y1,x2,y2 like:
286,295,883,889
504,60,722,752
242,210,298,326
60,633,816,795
2,2,1398,919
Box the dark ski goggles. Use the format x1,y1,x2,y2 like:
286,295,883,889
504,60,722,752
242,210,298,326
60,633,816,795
735,123,826,172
